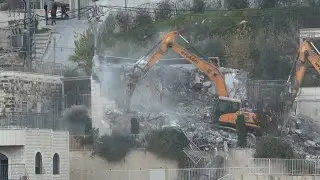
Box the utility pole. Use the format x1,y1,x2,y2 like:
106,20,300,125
53,37,56,63
78,0,80,20
26,0,32,69
125,0,128,32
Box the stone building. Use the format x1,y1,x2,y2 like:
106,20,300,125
0,63,63,128
0,53,69,179
0,129,69,180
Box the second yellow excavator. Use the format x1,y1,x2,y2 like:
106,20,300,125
287,40,320,102
125,31,260,133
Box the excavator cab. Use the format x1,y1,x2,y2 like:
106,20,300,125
211,96,260,133
211,96,241,124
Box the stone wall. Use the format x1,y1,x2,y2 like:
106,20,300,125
0,71,63,129
70,150,178,180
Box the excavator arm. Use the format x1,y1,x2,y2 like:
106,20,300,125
170,42,228,96
127,31,228,105
289,40,320,100
126,31,261,134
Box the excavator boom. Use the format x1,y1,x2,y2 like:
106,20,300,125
290,40,320,100
125,30,260,134
132,31,228,97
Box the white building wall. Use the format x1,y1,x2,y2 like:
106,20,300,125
0,129,69,180
70,150,178,180
91,77,111,136
0,146,25,180
24,129,69,180
295,87,320,121
52,131,70,180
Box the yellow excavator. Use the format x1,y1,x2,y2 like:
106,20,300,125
287,40,320,101
280,40,320,132
125,31,260,133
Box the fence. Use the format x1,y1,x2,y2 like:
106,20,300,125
70,158,320,180
0,112,65,130
248,158,320,175
69,135,92,151
0,163,27,180
0,61,63,76
72,167,311,180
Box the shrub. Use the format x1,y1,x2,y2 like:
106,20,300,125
63,105,90,124
145,128,189,167
155,0,173,20
236,114,247,147
93,133,133,162
225,0,249,9
192,0,206,13
254,137,295,159
133,9,153,28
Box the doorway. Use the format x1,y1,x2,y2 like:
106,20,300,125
0,153,8,180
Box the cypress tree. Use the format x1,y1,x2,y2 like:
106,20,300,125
236,112,247,147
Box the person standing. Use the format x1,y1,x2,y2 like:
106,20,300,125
61,4,69,19
51,6,57,25
44,4,48,25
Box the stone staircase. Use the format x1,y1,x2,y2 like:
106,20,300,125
33,32,51,61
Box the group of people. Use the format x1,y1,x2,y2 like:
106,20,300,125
44,3,69,25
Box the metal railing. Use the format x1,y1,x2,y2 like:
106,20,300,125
0,112,65,130
0,163,27,180
64,94,91,109
69,135,92,151
0,60,63,76
69,167,276,180
248,158,320,175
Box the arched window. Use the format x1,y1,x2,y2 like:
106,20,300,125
35,152,43,174
52,153,60,175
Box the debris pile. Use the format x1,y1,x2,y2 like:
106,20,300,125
99,63,320,158
285,114,320,158
100,64,252,149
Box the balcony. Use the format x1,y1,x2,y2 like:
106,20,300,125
0,112,65,130
0,129,25,146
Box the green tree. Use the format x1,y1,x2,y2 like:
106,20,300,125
236,112,247,147
192,0,206,13
307,0,320,6
225,0,249,9
145,128,189,167
69,29,94,75
93,133,133,162
255,137,295,159
115,11,133,32
133,9,153,28
155,0,173,20
258,0,279,8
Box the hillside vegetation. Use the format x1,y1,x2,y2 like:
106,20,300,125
73,0,320,85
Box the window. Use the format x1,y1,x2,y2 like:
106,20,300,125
22,102,28,112
35,152,43,174
52,153,60,175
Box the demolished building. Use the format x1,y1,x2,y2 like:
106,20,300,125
89,57,320,160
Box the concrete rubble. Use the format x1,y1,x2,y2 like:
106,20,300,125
98,63,320,158
99,64,253,150
284,113,320,159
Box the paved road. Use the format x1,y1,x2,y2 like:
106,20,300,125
42,19,88,65
42,0,162,65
